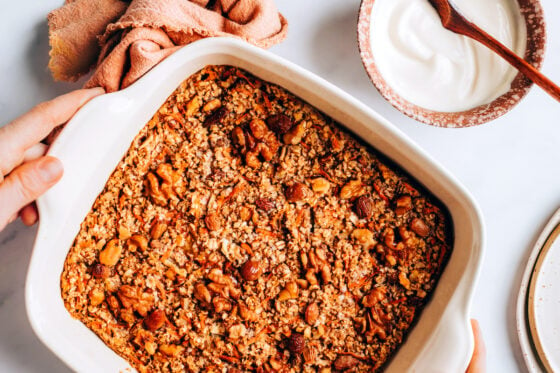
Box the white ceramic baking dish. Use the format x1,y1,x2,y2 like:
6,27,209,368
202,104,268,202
25,37,484,373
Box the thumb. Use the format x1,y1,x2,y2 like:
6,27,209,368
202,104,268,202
0,156,63,230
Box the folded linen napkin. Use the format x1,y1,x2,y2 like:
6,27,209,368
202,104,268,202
48,0,288,92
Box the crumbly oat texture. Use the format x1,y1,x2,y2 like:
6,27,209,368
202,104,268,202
61,65,452,372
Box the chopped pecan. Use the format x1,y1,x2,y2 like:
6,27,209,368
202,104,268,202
99,239,122,267
333,355,359,371
340,180,364,199
203,106,227,127
395,195,413,216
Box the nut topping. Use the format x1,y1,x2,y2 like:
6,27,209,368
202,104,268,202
395,195,413,216
99,239,122,267
333,355,359,371
340,180,364,200
305,302,319,325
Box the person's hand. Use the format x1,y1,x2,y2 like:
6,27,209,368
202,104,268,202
0,88,104,231
466,319,486,373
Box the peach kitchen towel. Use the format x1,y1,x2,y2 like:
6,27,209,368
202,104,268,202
47,0,288,92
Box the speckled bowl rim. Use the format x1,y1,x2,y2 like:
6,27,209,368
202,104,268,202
358,0,547,128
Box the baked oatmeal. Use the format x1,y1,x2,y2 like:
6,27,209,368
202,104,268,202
61,65,453,372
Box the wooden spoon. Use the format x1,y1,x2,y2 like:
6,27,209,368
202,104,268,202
427,0,560,102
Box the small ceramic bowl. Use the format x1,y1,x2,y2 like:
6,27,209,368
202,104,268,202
358,0,547,128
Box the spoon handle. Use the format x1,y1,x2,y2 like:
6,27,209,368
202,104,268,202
457,20,560,102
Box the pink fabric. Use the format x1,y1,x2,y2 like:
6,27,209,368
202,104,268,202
48,0,288,92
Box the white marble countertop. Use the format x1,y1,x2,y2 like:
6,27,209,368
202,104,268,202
1,0,560,372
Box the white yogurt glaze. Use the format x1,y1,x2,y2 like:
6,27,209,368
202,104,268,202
370,0,527,112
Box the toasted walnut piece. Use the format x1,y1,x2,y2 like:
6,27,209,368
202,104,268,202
311,177,330,194
145,172,167,205
320,265,332,284
228,323,246,339
239,206,253,221
303,346,317,364
352,229,376,249
238,303,256,321
91,263,112,279
118,225,131,240
386,254,397,266
287,332,305,354
231,126,247,150
118,285,138,309
286,281,299,298
208,268,227,284
150,222,167,240
305,302,319,325
89,288,105,306
306,270,319,286
120,308,136,324
285,182,313,203
204,106,227,127
159,344,184,357
128,234,148,252
107,295,119,312
186,96,201,117
296,279,309,289
240,260,262,281
144,309,166,331
203,99,221,113
319,368,332,373
283,121,308,145
355,195,374,219
205,213,221,231
213,296,232,313
194,283,212,303
266,113,294,134
278,289,292,301
410,218,430,237
384,228,396,250
333,355,359,371
395,195,413,216
399,271,411,290
145,341,158,355
340,180,364,199
249,118,268,140
363,287,386,307
99,239,122,266
255,197,275,212
269,358,284,371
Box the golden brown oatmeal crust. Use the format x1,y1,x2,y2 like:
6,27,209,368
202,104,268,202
61,65,452,372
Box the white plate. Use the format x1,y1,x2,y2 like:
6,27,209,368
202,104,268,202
25,37,484,373
528,213,560,372
517,208,560,373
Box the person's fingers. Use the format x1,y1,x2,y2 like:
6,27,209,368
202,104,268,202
23,143,48,162
0,87,104,176
0,156,63,231
19,203,39,226
466,319,487,373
